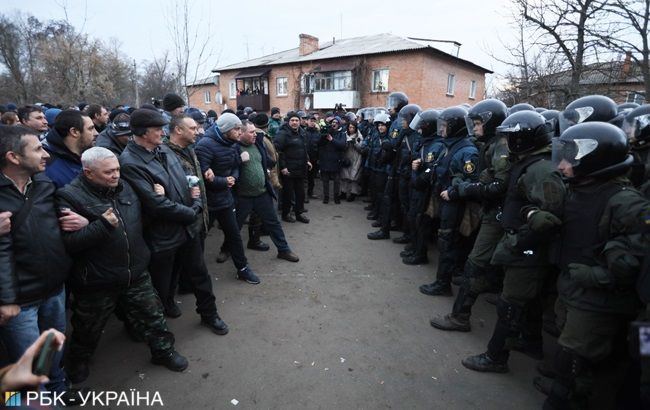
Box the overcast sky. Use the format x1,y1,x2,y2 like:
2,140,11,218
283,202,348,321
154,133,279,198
5,0,515,85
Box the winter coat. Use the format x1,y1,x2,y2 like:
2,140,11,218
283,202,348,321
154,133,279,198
56,176,150,291
195,124,241,211
317,129,346,173
119,141,201,253
340,131,365,181
0,173,71,305
273,123,310,178
96,127,128,156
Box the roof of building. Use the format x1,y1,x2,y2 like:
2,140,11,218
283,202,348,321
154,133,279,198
542,59,644,87
212,33,492,74
186,75,219,87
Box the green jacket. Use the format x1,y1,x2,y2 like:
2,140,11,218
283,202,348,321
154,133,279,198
268,118,282,138
491,147,565,267
557,177,650,314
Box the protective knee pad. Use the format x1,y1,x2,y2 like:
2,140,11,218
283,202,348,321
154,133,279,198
496,298,525,331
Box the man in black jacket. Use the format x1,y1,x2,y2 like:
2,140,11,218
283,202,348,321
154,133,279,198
274,112,311,223
119,109,203,317
57,147,189,383
0,125,72,393
96,111,131,155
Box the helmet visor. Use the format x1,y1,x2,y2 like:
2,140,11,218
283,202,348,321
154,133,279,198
465,112,492,137
552,137,599,168
387,95,402,109
410,113,424,131
623,113,650,141
437,120,449,137
559,106,595,133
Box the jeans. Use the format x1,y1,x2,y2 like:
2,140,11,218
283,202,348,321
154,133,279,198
209,207,248,270
236,193,291,253
0,288,67,393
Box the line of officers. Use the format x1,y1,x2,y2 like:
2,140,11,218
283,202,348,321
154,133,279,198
361,92,650,409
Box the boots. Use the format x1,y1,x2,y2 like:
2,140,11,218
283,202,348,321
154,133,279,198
543,348,588,410
247,220,270,251
430,286,476,332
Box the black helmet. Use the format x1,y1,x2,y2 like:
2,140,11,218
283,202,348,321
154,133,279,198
540,109,561,137
387,92,409,112
497,111,553,155
438,106,468,138
410,109,439,135
559,95,618,133
509,103,535,115
464,99,507,139
397,104,422,125
554,122,632,179
623,104,650,146
618,102,640,113
535,107,548,113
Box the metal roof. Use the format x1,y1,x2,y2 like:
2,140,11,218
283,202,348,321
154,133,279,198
213,33,492,74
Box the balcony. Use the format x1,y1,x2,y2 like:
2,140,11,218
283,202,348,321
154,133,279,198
237,94,270,112
313,91,361,109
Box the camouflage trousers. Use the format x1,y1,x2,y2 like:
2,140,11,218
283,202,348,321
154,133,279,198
69,273,175,361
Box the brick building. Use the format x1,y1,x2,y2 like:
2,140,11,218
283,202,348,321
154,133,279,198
187,33,492,115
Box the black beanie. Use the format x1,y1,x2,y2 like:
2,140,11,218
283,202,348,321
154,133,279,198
253,113,269,128
162,93,185,112
271,107,280,115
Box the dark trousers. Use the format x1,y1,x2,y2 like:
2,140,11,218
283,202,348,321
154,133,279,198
307,161,319,196
370,171,387,215
236,192,291,252
398,176,411,234
210,207,248,270
321,171,340,199
175,234,218,318
70,275,174,361
281,175,305,216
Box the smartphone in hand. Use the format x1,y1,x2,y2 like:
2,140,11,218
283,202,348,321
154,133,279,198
32,332,56,376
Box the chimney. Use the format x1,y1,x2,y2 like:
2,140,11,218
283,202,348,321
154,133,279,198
622,51,633,78
299,34,319,56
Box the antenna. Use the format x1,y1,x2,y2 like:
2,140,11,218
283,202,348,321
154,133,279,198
340,13,343,39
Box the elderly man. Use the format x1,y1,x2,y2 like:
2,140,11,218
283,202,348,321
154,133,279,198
57,147,189,383
0,125,72,393
119,109,205,318
237,120,299,262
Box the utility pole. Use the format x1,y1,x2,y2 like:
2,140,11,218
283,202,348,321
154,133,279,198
133,59,140,107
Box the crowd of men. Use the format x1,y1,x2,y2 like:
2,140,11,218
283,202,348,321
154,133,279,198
1,89,650,409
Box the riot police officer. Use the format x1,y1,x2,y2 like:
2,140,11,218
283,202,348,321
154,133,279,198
393,104,422,245
401,109,444,265
418,106,479,295
429,99,509,330
462,111,564,373
623,104,650,197
544,122,650,409
368,92,409,240
558,94,618,134
363,113,391,226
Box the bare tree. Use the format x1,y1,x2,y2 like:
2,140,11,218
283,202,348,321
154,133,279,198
516,0,610,105
139,52,179,105
597,0,650,100
165,0,218,101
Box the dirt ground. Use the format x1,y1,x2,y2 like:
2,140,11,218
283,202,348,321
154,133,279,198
86,187,544,409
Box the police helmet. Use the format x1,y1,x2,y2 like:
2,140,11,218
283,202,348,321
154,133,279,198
618,102,640,113
386,92,409,112
497,111,553,155
623,104,650,146
465,99,507,138
509,103,535,114
410,109,439,135
397,104,422,125
438,106,468,138
540,109,561,137
374,113,391,125
554,122,632,178
559,95,618,133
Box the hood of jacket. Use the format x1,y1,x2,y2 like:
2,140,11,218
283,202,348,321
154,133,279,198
44,127,81,165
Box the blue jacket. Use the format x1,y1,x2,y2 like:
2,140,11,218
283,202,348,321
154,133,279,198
317,129,347,172
44,128,82,188
363,127,390,173
433,135,479,194
195,124,241,211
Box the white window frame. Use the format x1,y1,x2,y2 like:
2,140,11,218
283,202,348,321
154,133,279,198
229,80,237,99
469,80,477,99
276,77,288,96
371,69,389,92
203,90,211,104
446,73,456,96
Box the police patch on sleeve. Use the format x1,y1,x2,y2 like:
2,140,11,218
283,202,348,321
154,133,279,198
463,160,476,174
391,129,399,139
426,152,434,162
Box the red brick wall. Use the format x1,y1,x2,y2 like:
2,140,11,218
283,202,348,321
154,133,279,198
187,84,221,112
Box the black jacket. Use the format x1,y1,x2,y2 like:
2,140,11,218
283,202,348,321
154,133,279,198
195,124,241,211
274,124,310,178
0,173,71,305
96,127,128,156
317,129,346,172
56,176,150,291
304,126,321,160
119,141,201,253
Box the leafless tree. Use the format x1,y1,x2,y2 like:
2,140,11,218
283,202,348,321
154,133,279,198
139,52,179,105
